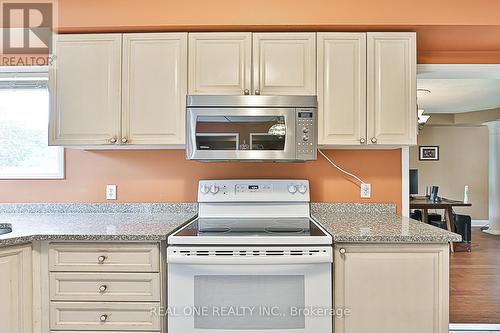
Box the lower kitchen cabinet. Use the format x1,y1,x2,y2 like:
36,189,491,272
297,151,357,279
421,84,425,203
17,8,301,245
49,272,161,302
334,244,449,333
46,242,163,332
50,302,161,331
0,245,33,333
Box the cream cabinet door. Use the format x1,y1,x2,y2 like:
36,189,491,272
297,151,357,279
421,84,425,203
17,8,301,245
0,245,33,333
122,33,187,145
188,33,252,95
317,33,366,145
253,33,316,95
367,32,417,145
334,244,449,333
49,34,122,145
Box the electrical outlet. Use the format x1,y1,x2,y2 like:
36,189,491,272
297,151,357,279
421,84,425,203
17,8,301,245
361,183,371,198
106,185,117,200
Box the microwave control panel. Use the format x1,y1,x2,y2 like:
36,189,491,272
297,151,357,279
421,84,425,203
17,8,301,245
295,108,317,160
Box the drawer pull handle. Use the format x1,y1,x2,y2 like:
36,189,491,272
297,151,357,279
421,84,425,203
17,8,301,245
100,314,108,322
99,285,107,292
339,248,346,255
97,255,107,263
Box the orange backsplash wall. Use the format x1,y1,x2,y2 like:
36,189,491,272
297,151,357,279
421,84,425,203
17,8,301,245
0,149,403,213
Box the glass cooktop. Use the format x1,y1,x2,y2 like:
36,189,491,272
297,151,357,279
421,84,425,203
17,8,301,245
175,217,328,237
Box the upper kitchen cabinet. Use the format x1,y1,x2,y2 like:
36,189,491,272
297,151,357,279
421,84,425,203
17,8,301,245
188,32,316,95
317,33,366,145
317,32,417,146
253,33,316,95
122,33,187,145
188,33,252,95
0,245,32,333
49,34,122,145
50,33,187,146
367,32,417,145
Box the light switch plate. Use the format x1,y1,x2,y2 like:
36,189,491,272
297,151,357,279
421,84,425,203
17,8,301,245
361,183,371,198
106,185,117,200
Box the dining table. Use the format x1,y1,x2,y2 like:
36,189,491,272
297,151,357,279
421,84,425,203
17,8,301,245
410,196,472,252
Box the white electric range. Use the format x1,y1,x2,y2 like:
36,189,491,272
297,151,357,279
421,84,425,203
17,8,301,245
167,179,333,333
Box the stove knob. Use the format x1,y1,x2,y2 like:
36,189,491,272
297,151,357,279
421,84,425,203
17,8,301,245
288,185,297,194
200,185,210,194
298,185,308,194
210,185,219,194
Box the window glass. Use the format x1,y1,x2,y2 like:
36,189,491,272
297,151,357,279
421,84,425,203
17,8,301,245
0,67,64,179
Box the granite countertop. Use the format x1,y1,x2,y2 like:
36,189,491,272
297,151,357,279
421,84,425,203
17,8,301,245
311,203,462,243
0,203,197,247
0,202,461,247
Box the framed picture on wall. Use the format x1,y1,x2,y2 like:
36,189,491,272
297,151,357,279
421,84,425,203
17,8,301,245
419,146,439,161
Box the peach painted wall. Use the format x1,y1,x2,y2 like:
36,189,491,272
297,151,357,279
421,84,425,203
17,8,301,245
57,0,500,28
0,149,403,213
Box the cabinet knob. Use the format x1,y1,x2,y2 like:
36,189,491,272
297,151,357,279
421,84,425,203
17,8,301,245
359,138,366,144
371,137,377,144
100,314,108,322
99,285,108,292
339,248,346,255
97,255,107,263
121,137,128,143
109,137,117,144
254,89,260,95
243,89,250,95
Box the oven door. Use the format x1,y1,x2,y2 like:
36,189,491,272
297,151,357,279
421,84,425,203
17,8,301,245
167,246,332,333
186,108,296,161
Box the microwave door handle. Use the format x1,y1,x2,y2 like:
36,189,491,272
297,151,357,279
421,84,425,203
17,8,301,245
167,253,332,265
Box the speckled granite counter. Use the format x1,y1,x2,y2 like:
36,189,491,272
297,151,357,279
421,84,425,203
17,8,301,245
0,202,461,247
0,203,197,247
311,203,461,243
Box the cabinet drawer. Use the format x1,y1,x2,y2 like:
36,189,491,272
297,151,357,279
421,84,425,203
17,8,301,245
50,272,161,301
49,243,160,272
50,302,161,331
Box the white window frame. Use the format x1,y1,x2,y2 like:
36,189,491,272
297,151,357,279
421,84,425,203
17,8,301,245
0,66,65,180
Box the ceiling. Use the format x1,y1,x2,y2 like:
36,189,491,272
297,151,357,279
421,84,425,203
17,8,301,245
417,79,500,114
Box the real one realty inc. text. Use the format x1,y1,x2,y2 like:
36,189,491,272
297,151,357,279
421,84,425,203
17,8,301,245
151,306,352,318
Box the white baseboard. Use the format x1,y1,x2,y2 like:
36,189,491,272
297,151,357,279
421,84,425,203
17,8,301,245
471,220,489,227
450,323,500,331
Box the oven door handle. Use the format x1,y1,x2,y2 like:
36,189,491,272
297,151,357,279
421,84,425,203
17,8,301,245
167,253,333,265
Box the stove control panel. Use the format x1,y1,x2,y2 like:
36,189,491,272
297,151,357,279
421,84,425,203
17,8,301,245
198,179,310,202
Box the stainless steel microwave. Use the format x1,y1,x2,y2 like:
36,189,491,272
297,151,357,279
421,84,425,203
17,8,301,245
186,95,317,162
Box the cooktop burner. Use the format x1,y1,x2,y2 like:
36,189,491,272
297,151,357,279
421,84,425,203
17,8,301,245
175,218,328,238
167,180,332,245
